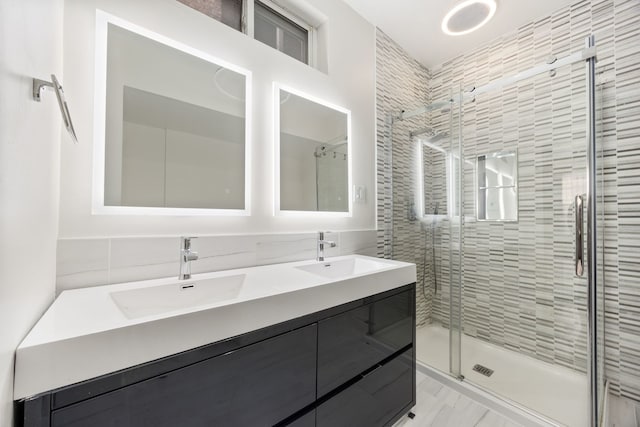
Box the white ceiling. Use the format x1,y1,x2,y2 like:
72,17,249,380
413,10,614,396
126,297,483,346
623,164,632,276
342,0,577,69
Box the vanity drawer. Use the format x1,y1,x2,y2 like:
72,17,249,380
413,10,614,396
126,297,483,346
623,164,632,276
316,349,414,427
317,288,414,397
50,325,317,427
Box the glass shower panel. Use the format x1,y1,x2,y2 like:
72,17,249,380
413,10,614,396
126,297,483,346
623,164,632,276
595,64,606,424
394,37,601,426
458,69,591,426
449,86,463,379
403,86,466,379
407,89,463,377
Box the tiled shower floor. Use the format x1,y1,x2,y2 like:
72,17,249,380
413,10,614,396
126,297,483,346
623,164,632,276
416,324,588,427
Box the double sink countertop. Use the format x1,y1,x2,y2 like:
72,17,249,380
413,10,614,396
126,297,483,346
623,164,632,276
15,255,416,400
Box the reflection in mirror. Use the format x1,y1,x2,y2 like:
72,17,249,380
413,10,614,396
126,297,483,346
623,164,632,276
417,130,460,219
421,142,448,217
477,151,518,221
278,88,350,213
102,21,249,211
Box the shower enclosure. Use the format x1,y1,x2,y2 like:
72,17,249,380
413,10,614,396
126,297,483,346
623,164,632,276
385,37,603,426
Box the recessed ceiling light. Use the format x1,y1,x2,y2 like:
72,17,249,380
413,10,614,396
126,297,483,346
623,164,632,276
441,0,497,36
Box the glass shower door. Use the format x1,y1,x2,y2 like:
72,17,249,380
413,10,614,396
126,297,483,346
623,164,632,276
448,86,463,380
401,36,602,427
454,60,600,426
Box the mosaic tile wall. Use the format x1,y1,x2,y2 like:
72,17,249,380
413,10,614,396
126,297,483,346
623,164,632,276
375,30,432,326
376,0,640,400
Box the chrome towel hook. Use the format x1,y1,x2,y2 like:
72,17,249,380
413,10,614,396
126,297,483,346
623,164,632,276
32,74,78,143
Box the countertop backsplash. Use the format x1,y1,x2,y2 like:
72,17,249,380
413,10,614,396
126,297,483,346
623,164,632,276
56,230,377,294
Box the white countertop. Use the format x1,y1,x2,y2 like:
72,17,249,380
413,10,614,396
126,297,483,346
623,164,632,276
14,255,416,399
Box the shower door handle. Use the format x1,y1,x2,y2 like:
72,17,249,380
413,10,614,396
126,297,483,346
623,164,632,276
575,195,584,276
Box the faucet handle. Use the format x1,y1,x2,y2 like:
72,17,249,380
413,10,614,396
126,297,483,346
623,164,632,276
318,231,336,247
180,236,198,249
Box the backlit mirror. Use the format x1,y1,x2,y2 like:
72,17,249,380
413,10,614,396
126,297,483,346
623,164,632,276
477,151,518,221
96,15,251,213
277,87,350,214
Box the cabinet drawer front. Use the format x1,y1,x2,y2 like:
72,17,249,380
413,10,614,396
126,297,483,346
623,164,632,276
317,289,414,396
317,349,414,427
51,325,317,427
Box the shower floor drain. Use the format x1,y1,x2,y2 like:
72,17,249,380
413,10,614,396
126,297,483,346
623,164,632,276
472,364,494,377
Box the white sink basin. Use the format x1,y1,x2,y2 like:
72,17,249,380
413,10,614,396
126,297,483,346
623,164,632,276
110,274,246,319
15,255,416,400
296,257,392,279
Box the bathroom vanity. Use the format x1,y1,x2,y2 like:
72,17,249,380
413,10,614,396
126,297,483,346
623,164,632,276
14,255,416,427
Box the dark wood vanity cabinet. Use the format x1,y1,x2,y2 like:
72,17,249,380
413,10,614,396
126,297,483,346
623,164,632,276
317,349,414,427
50,325,317,427
317,289,414,398
16,284,415,427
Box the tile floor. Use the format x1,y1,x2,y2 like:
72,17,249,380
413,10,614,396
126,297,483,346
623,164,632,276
394,370,523,427
396,352,640,427
608,394,640,427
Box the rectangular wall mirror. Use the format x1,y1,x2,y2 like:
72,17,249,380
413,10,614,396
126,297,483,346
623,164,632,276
94,13,251,214
477,151,518,221
276,86,351,215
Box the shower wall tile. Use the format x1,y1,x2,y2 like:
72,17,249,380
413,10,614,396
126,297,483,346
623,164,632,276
376,0,640,401
376,30,432,327
612,0,640,401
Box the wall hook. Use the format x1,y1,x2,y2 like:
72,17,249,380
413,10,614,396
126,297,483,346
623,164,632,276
32,74,78,143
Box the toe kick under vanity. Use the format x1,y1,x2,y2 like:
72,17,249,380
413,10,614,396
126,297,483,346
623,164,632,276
14,255,417,427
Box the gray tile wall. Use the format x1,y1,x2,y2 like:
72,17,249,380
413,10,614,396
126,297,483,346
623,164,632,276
56,230,377,293
376,0,640,401
607,0,640,401
375,30,432,326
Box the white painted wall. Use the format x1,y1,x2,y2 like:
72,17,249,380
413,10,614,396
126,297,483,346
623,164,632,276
60,0,377,237
0,0,62,424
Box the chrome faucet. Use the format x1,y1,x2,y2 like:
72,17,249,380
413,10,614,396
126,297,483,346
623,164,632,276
179,237,199,280
317,231,336,262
